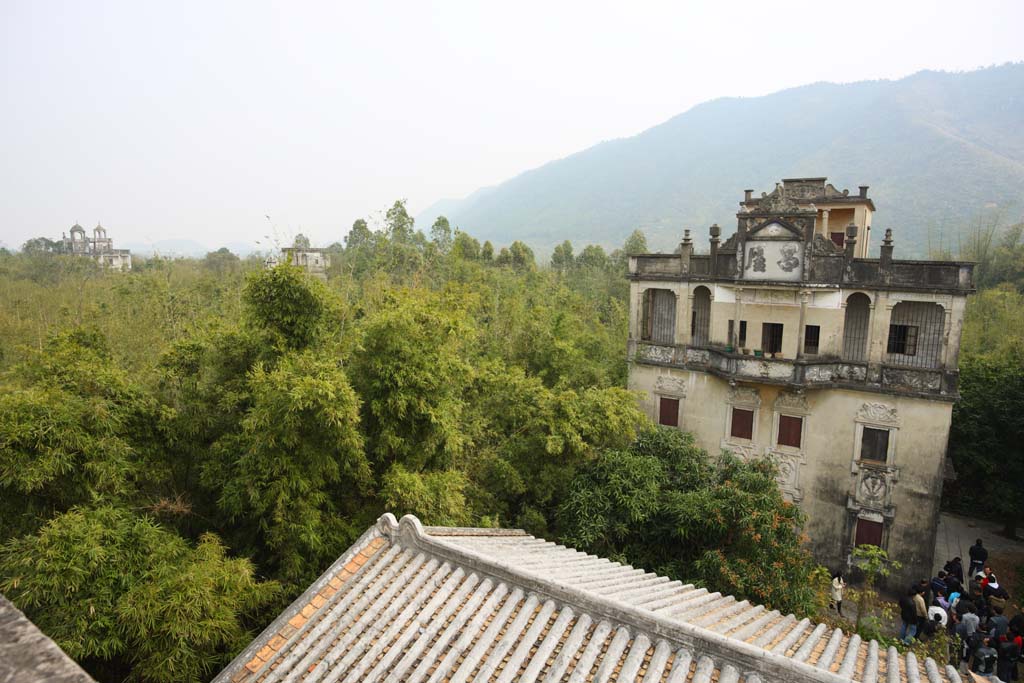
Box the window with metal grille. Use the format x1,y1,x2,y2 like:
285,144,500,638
777,414,803,448
855,518,884,547
830,232,845,247
804,325,820,355
641,289,676,344
842,293,871,362
691,287,711,346
659,397,679,427
886,324,918,356
860,427,890,463
762,323,784,354
731,407,754,440
886,302,944,368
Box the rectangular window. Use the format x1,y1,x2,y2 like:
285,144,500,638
830,232,846,247
730,407,754,440
860,427,890,463
659,397,679,427
886,324,919,356
777,414,803,448
762,323,784,354
804,325,820,355
855,518,884,547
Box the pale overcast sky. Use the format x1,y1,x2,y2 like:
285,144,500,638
1,0,1022,251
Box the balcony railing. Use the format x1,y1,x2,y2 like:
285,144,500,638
632,341,957,399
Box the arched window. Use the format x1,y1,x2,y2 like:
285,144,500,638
691,286,711,346
641,289,676,344
886,302,944,369
842,293,871,361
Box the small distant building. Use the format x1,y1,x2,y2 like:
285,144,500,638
61,223,132,270
273,235,330,279
281,246,329,278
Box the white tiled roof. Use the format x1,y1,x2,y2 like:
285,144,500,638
215,514,961,683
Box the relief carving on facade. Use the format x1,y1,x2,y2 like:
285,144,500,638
804,363,868,384
852,463,899,514
654,375,687,397
882,368,942,392
856,402,900,426
727,386,761,406
766,448,805,503
720,439,760,462
774,391,809,414
638,343,675,364
685,348,710,364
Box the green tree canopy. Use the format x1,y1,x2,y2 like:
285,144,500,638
558,428,826,616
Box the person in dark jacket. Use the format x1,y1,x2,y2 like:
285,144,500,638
899,588,920,644
970,538,989,577
945,556,965,585
997,627,1021,683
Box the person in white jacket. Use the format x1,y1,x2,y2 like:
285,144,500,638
831,571,847,617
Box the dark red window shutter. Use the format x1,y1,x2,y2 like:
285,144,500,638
659,397,679,427
730,408,754,439
777,415,803,448
855,519,884,547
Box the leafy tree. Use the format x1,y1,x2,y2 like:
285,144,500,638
558,428,827,616
0,328,158,540
948,346,1024,535
481,240,494,261
351,292,471,472
203,351,370,582
203,247,241,276
849,544,901,633
0,506,277,683
384,200,415,243
551,240,574,272
430,216,453,254
623,229,648,255
345,219,372,249
242,264,327,350
451,230,481,260
508,240,535,270
292,233,311,249
576,244,609,270
380,464,470,526
22,236,64,254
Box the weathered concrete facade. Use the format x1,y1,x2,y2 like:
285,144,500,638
627,178,973,590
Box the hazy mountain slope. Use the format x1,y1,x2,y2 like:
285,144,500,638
420,65,1024,256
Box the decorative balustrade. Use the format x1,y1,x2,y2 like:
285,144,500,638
633,342,958,398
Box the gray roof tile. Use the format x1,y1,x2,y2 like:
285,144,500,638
214,514,962,683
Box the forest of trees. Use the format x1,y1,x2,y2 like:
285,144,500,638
0,200,1021,682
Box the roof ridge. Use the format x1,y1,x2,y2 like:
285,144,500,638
392,514,963,683
388,514,855,683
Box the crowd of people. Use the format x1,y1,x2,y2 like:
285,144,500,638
892,539,1019,680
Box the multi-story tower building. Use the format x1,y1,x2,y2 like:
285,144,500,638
627,178,974,588
61,223,133,270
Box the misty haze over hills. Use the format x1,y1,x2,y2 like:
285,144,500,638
418,64,1024,257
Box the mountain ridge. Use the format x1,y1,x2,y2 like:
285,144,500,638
418,64,1024,256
